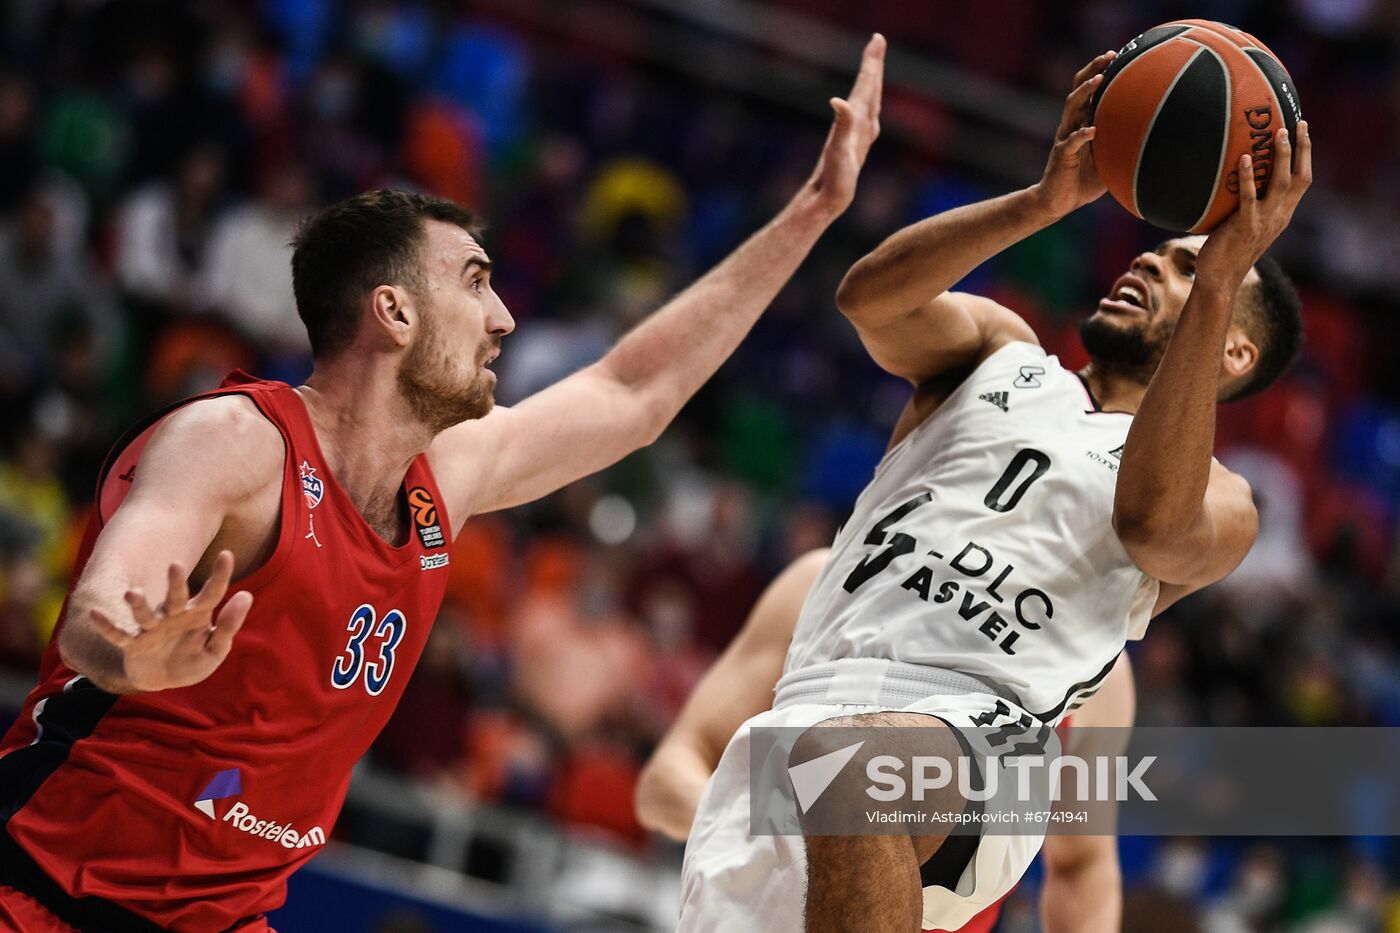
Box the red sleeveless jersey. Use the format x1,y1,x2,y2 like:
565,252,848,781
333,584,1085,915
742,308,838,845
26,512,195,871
0,373,454,932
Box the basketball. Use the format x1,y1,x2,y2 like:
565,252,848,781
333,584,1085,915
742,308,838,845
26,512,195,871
1089,20,1303,233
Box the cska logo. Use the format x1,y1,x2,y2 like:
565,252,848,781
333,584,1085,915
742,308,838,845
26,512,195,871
300,461,324,509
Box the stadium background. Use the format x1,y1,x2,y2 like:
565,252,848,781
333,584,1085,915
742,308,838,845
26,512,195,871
0,0,1397,930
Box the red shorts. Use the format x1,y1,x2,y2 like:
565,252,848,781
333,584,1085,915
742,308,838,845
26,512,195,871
0,885,78,933
0,885,276,933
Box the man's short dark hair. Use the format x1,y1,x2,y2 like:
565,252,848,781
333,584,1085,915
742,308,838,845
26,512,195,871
1224,255,1303,402
291,189,480,359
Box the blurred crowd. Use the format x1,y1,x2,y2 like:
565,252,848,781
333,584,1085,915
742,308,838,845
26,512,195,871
1,1,1398,930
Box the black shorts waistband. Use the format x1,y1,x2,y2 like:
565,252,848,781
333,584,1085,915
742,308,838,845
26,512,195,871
0,828,262,933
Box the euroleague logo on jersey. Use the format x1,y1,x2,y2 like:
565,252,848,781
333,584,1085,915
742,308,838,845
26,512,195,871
408,486,445,550
300,461,324,509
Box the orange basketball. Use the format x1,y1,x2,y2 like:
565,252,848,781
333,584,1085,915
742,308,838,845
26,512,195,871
1089,20,1303,233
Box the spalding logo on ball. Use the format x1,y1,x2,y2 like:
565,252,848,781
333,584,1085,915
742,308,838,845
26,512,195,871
1089,19,1303,234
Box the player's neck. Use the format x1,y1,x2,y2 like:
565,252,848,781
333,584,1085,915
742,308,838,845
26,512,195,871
297,361,432,514
1077,363,1149,415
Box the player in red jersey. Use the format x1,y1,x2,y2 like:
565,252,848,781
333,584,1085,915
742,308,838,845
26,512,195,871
0,37,886,933
636,550,1136,933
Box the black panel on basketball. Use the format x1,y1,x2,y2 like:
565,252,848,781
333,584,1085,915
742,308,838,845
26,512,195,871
1246,48,1302,134
1135,50,1229,232
1089,23,1191,120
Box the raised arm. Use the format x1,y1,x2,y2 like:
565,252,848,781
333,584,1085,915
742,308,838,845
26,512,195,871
834,52,1117,385
58,397,279,693
433,38,884,521
1113,123,1311,586
635,550,828,841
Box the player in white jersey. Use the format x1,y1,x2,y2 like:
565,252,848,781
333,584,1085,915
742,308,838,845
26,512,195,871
678,50,1313,932
637,550,1136,933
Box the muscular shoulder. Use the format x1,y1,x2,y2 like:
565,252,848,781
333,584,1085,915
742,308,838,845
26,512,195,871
1209,456,1253,495
1207,458,1259,535
963,294,1039,363
887,297,1039,449
135,395,285,502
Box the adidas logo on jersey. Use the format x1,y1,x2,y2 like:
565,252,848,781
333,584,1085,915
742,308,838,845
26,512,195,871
979,391,1009,412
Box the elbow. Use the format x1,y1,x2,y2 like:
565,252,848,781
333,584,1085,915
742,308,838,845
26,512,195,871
633,766,661,829
1111,508,1182,554
632,393,672,448
834,266,870,320
633,766,684,842
56,626,80,673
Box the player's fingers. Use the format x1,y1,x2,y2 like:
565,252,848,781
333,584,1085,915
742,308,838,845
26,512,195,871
1059,74,1104,138
866,34,885,122
1072,49,1116,88
1271,127,1292,192
90,607,136,646
165,561,190,611
1061,124,1096,156
206,591,254,657
828,97,854,141
1238,154,1258,211
193,550,235,610
1296,120,1313,188
124,589,159,630
849,33,886,111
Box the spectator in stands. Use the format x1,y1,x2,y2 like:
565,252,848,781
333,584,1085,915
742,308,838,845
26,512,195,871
115,142,228,318
199,159,314,356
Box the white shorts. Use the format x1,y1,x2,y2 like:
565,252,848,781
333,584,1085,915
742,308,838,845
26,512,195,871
678,659,1053,932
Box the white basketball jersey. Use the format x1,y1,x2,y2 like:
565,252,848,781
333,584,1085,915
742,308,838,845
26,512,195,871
786,341,1159,722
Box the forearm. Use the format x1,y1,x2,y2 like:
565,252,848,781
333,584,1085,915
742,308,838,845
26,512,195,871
635,741,715,842
58,579,138,694
1113,275,1237,541
595,195,834,434
836,186,1061,325
1041,850,1122,933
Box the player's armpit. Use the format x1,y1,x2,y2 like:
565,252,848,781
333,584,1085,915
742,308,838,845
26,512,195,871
1115,460,1258,588
59,396,283,692
843,291,1037,387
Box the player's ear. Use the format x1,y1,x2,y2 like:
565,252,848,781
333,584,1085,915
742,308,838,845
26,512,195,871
369,284,414,349
1221,325,1258,383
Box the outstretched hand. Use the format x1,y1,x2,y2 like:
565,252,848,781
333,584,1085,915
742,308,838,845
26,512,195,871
1197,121,1312,283
804,33,885,220
1033,50,1117,218
90,550,253,692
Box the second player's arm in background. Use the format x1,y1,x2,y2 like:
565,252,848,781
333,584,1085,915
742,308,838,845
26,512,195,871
431,39,884,525
1112,125,1312,587
834,52,1117,386
1039,654,1135,933
634,550,830,841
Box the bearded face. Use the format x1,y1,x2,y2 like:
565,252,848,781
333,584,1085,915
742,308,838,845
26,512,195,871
1078,311,1173,376
397,300,499,433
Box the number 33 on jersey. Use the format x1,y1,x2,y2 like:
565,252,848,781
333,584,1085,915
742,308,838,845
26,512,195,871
331,604,407,695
